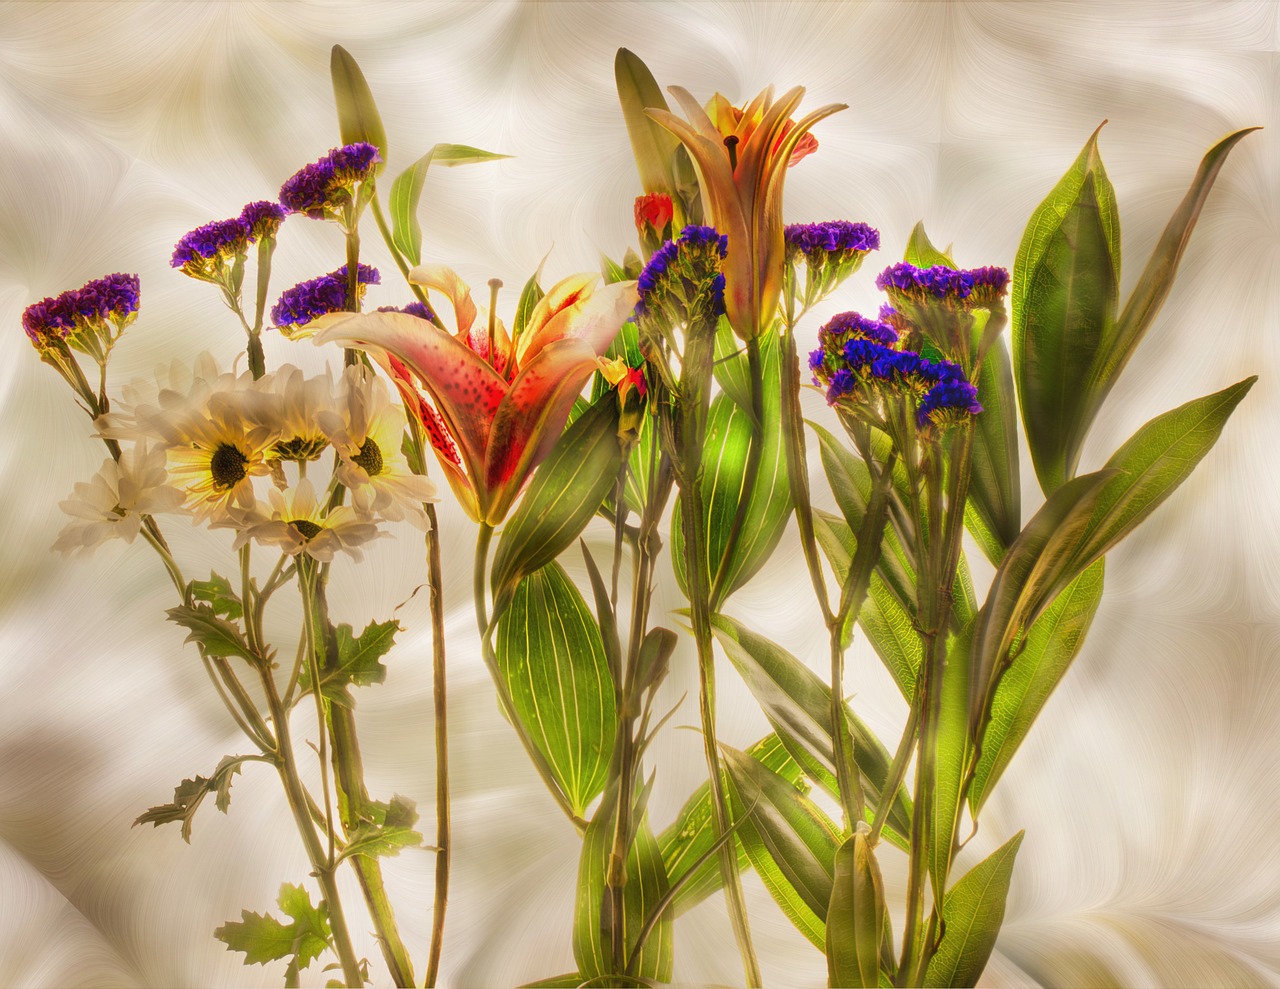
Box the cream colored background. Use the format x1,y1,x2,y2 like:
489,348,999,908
1,2,1277,987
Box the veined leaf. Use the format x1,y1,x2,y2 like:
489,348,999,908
330,46,387,172
215,882,331,974
827,833,886,989
513,256,548,340
1013,125,1121,495
710,614,913,849
930,621,974,910
389,143,509,265
298,619,398,706
491,393,624,613
133,754,257,842
615,48,679,197
166,604,258,663
970,559,1104,815
713,315,752,412
190,572,242,621
923,831,1025,988
494,563,615,816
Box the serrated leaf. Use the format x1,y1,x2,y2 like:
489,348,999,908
133,755,256,842
903,221,956,268
215,882,331,973
970,559,1104,815
658,734,802,915
495,562,615,817
190,573,243,621
491,393,623,613
166,604,257,662
615,48,678,197
827,833,885,989
711,613,912,849
389,143,509,264
923,832,1025,988
300,619,398,704
1013,127,1121,495
337,819,424,864
330,45,387,172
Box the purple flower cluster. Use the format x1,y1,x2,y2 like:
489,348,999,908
636,225,728,319
875,262,1009,303
272,264,381,328
22,273,140,348
279,143,381,219
785,221,880,256
239,200,288,240
376,301,436,322
820,311,899,347
171,218,249,270
916,378,982,428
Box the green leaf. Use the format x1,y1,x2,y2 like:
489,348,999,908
166,604,257,662
671,329,790,605
491,393,624,613
827,833,886,989
723,744,842,949
658,734,801,915
970,560,1104,815
190,572,243,621
1068,377,1256,575
903,221,956,268
495,562,615,817
514,255,548,340
215,882,331,973
711,613,913,848
615,48,678,197
967,329,1021,560
330,45,387,173
970,468,1117,728
1092,128,1258,422
923,831,1025,988
1013,125,1121,495
601,252,629,285
389,143,510,265
299,619,398,705
713,315,751,412
519,975,585,989
573,801,672,983
133,755,256,841
930,622,974,910
338,821,423,864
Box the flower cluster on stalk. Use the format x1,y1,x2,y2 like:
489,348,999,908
271,264,381,335
172,201,288,285
279,143,381,224
874,261,1010,366
635,224,728,330
22,272,140,369
785,220,880,308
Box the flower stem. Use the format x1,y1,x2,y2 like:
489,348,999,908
423,502,450,989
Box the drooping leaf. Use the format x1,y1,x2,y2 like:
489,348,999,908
970,559,1104,815
299,619,398,705
133,755,255,842
615,48,679,197
723,744,842,949
215,882,331,974
166,604,258,663
389,143,510,265
923,832,1025,988
491,393,624,613
1067,377,1256,575
711,614,912,848
826,833,886,989
1013,126,1121,495
494,562,615,817
190,572,243,621
658,734,802,915
338,819,424,864
330,45,387,172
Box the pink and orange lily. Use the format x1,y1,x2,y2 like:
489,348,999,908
315,266,637,524
647,87,845,340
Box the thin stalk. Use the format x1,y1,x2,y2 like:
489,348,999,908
297,562,337,868
344,227,361,367
423,502,450,989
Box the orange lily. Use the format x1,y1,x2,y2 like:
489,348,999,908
315,266,637,524
647,87,845,339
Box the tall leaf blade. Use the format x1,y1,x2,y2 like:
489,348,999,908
389,144,509,266
614,48,678,196
826,833,885,989
494,563,615,816
970,559,1105,815
967,328,1022,560
930,622,974,910
330,46,387,171
923,831,1025,988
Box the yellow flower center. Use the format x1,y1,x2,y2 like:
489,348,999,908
354,437,384,477
289,518,323,540
209,443,249,489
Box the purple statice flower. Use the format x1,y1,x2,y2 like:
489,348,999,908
678,224,730,257
876,262,1009,304
280,143,381,219
272,264,380,328
826,368,856,404
820,311,899,347
23,274,139,353
171,218,250,271
636,239,679,314
240,200,288,240
916,378,983,428
808,348,826,373
21,290,77,347
785,220,880,256
635,226,728,323
72,273,140,322
376,301,436,322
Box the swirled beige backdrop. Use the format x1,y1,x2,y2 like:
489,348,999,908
2,2,1278,987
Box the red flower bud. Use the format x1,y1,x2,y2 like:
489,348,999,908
633,192,674,234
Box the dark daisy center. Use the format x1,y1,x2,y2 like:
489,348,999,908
354,437,384,477
289,518,323,540
209,443,249,489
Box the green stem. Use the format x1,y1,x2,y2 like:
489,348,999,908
344,228,361,367
424,502,450,989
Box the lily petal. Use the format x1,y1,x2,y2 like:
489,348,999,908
519,278,639,369
408,263,479,337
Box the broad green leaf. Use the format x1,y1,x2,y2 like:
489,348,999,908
967,329,1021,560
215,882,331,973
491,393,623,612
970,469,1117,728
1067,377,1256,574
389,143,509,264
970,559,1104,815
519,975,584,989
622,410,656,517
1092,129,1258,419
615,48,678,197
723,744,842,949
827,833,885,989
601,251,629,285
133,755,254,842
711,614,913,848
298,619,398,705
671,329,790,606
513,257,548,340
166,604,257,662
658,734,801,915
930,622,974,910
330,46,387,173
190,572,242,620
1013,126,1121,495
574,802,672,983
923,831,1025,988
494,562,615,816
713,315,752,412
904,221,956,268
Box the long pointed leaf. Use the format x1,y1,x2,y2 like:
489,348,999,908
827,833,886,989
615,49,678,196
390,144,510,267
330,46,387,172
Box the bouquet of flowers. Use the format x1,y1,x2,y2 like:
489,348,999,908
24,44,1255,989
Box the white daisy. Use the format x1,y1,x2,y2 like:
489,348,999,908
52,442,187,555
227,477,381,562
267,364,335,463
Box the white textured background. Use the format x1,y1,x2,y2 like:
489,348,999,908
1,3,1278,987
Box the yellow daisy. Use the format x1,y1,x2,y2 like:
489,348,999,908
166,390,279,521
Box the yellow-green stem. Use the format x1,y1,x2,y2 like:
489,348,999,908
424,502,450,989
